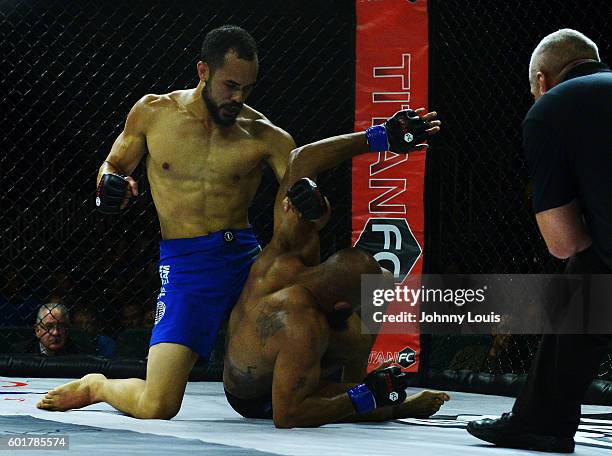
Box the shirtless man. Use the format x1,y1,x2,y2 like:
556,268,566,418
224,108,450,428
37,25,295,419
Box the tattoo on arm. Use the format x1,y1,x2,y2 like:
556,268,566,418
228,364,258,384
256,308,286,346
291,376,307,393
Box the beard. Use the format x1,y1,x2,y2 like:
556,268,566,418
202,84,242,126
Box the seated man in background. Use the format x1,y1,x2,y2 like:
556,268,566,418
11,303,79,356
46,271,75,306
224,108,449,428
119,301,144,332
72,305,116,358
0,268,42,326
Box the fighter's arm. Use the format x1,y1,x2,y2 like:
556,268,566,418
96,95,154,210
269,133,369,244
273,109,440,229
271,293,413,428
271,307,357,428
284,109,440,193
262,124,297,182
274,133,367,214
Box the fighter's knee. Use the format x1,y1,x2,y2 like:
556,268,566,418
273,411,297,429
136,396,181,420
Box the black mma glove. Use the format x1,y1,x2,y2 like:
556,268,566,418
347,365,408,414
286,177,327,221
365,109,429,153
95,173,130,214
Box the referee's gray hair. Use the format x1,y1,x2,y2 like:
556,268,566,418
36,302,70,325
529,29,600,88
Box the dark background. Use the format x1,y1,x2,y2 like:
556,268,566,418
427,0,611,275
1,0,355,331
1,0,610,381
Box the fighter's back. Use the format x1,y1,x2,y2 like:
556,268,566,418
223,247,322,398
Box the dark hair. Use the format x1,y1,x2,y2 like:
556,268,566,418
200,25,258,72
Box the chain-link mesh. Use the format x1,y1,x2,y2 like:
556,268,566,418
1,0,610,386
1,0,354,360
427,0,612,381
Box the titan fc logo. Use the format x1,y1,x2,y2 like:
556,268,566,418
355,218,422,283
397,346,417,368
154,301,166,325
368,347,417,368
155,265,170,325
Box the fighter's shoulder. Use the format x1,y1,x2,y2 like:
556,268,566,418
275,286,327,328
136,90,190,112
276,284,318,304
242,105,295,148
240,104,268,121
126,93,176,123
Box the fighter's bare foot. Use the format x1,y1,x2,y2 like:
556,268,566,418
36,373,106,411
393,390,450,419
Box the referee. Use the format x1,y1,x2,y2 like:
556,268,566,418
468,29,612,453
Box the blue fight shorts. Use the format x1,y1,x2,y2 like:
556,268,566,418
150,228,260,358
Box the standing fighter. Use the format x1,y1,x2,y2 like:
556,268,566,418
467,29,612,453
224,108,450,428
37,25,296,419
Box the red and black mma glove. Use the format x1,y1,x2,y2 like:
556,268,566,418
365,109,429,153
95,173,130,214
286,177,327,221
347,365,408,414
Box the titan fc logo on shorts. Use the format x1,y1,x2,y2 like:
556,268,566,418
354,218,421,283
155,265,170,325
154,301,166,325
159,265,170,285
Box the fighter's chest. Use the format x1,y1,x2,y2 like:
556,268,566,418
146,117,266,178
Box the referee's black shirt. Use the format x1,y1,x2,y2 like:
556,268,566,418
522,61,612,268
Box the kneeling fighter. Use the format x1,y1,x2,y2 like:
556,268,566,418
37,26,295,419
224,109,450,428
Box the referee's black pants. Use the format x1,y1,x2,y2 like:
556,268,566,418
512,248,612,437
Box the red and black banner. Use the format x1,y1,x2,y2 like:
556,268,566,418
353,0,429,373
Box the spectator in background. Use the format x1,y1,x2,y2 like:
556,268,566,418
142,305,156,331
47,271,75,306
72,305,117,358
120,300,144,331
72,306,98,335
131,259,160,302
11,303,78,356
0,268,42,326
